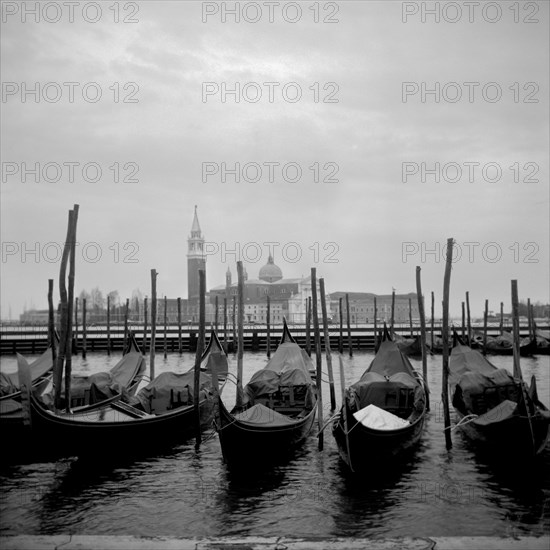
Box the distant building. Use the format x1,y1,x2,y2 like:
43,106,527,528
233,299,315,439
209,255,329,324
329,292,419,325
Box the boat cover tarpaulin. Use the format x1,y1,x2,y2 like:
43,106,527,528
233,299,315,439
202,350,229,379
63,352,145,401
244,342,314,403
472,399,517,426
351,372,418,409
234,403,297,426
449,344,497,388
137,370,212,413
0,348,53,395
353,404,410,430
363,339,418,379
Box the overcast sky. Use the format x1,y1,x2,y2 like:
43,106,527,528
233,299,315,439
1,1,548,319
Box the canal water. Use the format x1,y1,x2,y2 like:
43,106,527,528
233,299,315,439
0,349,549,538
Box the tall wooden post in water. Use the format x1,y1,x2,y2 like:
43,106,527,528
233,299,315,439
177,297,182,354
106,295,111,356
232,295,237,352
465,291,471,344
320,278,336,411
123,298,130,352
53,210,72,409
163,296,168,359
74,297,79,354
305,296,312,357
338,297,343,353
527,298,532,339
311,268,324,450
64,205,79,411
47,279,57,368
266,295,271,358
150,269,157,380
345,293,352,357
409,297,413,337
461,302,465,340
82,298,87,360
499,301,504,335
430,291,435,350
483,299,489,355
214,295,219,333
236,262,245,408
416,267,430,411
194,269,206,448
223,297,228,353
441,238,453,450
143,297,148,355
373,296,378,351
390,289,396,333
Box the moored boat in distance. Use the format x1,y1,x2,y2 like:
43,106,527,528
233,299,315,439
214,318,317,469
332,326,427,473
449,332,550,458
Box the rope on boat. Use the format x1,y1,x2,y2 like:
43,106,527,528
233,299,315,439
316,412,340,436
445,414,478,431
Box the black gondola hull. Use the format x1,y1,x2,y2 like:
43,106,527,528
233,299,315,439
332,409,425,472
7,392,217,461
216,399,317,468
454,406,550,457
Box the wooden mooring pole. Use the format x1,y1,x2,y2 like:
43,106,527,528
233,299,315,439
74,297,78,354
143,297,148,355
430,291,435,350
311,268,324,451
374,296,378,351
266,295,271,358
107,295,111,355
177,297,182,354
416,266,430,411
461,302,465,340
194,269,206,449
124,298,130,352
150,269,157,380
320,278,335,411
82,297,87,360
338,297,343,354
223,297,228,353
47,279,57,368
465,291,471,344
345,293,352,357
64,204,78,412
306,296,312,357
442,238,454,450
163,296,168,359
409,297,413,337
483,299,489,355
236,262,245,408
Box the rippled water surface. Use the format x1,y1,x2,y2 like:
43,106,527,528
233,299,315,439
1,350,549,537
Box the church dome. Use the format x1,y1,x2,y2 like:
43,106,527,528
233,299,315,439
259,255,283,282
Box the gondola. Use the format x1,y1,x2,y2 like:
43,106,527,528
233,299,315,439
51,332,146,409
213,318,317,469
449,333,550,457
16,331,228,459
332,326,427,473
1,333,146,445
484,332,537,357
392,332,423,357
0,345,55,401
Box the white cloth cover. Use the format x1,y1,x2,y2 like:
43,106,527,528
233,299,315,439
353,404,409,430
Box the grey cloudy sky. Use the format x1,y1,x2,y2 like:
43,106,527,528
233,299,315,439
1,1,548,319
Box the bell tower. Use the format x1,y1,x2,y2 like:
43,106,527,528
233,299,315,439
187,205,205,302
